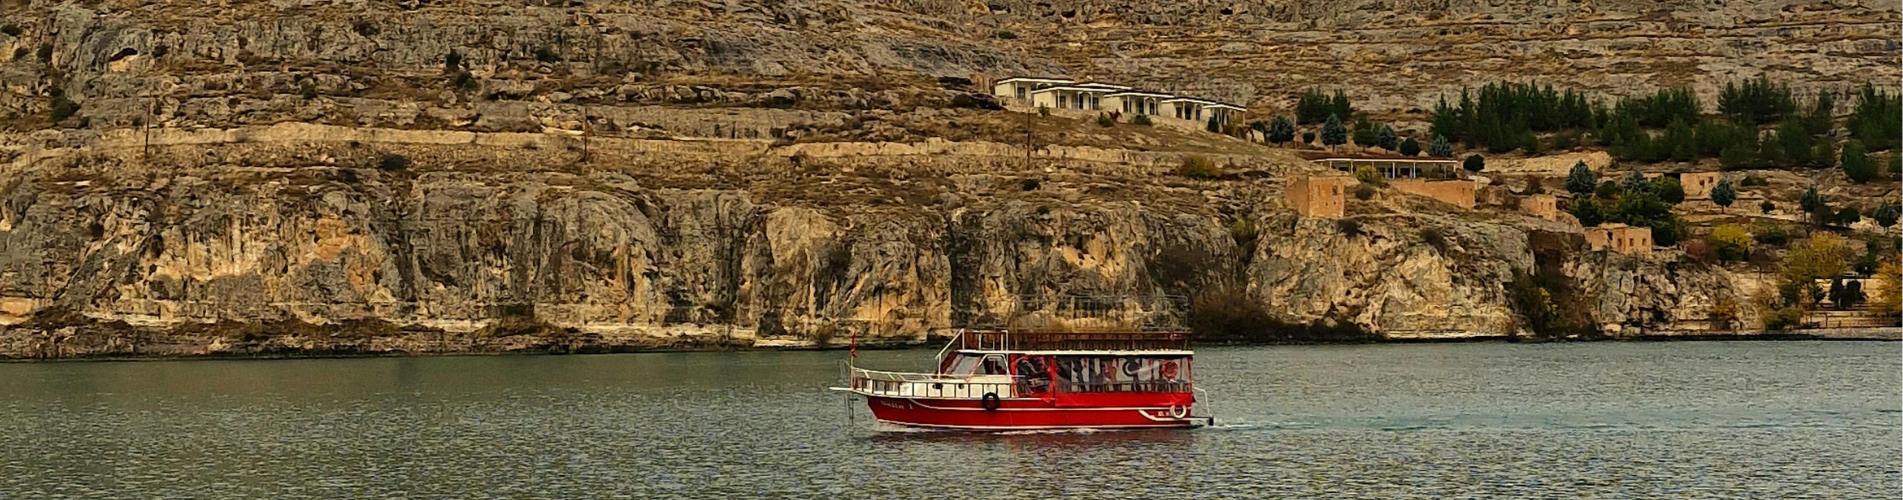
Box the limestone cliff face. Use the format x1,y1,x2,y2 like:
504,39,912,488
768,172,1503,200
0,126,1758,357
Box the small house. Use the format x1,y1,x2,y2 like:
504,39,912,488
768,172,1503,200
992,77,1074,106
1586,223,1653,256
1287,176,1354,219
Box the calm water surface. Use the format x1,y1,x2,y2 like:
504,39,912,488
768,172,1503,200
1,341,1897,498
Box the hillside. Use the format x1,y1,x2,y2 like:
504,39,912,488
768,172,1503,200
0,0,1896,357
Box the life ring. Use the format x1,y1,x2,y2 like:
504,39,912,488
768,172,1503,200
1160,361,1179,380
981,392,1001,411
1100,360,1119,379
1168,404,1189,419
1121,358,1140,377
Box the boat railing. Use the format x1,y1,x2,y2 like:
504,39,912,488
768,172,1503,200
847,366,1019,400
957,329,1190,352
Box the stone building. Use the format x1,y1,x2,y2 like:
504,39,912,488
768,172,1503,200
1679,171,1725,199
1520,194,1561,221
1586,224,1653,256
1287,175,1354,219
986,76,1246,132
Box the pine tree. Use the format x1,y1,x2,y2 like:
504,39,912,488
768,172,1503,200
1429,135,1453,157
1800,185,1824,215
1399,137,1421,156
1329,90,1353,124
1710,178,1736,212
1564,161,1597,194
1375,125,1398,151
1874,201,1900,228
1320,114,1347,150
1841,139,1875,183
1463,154,1485,173
1267,115,1296,144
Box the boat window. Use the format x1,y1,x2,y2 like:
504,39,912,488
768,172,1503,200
1053,356,1191,393
943,354,1009,376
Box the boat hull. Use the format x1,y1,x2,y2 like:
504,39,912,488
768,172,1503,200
863,395,1204,430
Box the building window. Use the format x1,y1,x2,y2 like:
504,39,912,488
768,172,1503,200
1016,85,1026,99
1123,100,1132,113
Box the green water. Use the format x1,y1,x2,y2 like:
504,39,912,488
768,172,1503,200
2,341,1897,498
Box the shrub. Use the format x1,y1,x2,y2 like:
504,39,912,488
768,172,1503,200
1353,165,1385,186
48,91,78,122
1428,135,1453,157
1759,199,1776,214
1420,227,1448,252
1874,201,1899,228
1710,224,1753,261
1038,105,1052,117
533,46,558,63
1753,223,1791,246
444,50,463,73
1354,184,1376,200
1841,139,1875,183
377,152,411,171
1834,206,1861,226
1740,175,1768,187
1654,177,1684,204
299,80,319,100
1399,137,1421,156
1176,155,1221,179
1096,113,1114,127
0,24,20,37
1462,154,1484,173
1571,198,1604,226
1335,219,1363,237
1301,131,1315,145
352,20,380,36
995,31,1017,39
1760,306,1804,332
1375,124,1398,151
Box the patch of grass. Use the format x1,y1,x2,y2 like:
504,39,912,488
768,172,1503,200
1131,114,1153,126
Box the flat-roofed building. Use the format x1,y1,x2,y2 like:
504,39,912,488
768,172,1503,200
1586,223,1653,256
1102,90,1173,118
1287,175,1355,219
991,77,1074,106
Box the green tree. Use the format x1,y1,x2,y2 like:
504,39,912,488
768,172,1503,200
1429,135,1453,157
1654,177,1685,204
1874,201,1900,228
1463,154,1485,173
1835,206,1861,226
1719,140,1758,170
1841,139,1875,183
1399,137,1421,156
1665,119,1698,162
1760,199,1776,214
1717,76,1797,125
1710,178,1736,212
1776,118,1814,167
1565,161,1597,195
1351,117,1378,149
1266,115,1296,144
1800,185,1824,215
1375,125,1399,151
1329,90,1353,124
1296,89,1333,124
1850,83,1901,151
1620,171,1650,193
1571,198,1604,226
1321,115,1347,150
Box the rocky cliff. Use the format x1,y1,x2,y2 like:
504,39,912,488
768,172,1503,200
1,0,1877,357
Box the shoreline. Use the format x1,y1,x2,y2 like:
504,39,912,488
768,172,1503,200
4,328,1894,363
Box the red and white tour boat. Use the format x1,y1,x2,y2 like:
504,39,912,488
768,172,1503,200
833,329,1213,430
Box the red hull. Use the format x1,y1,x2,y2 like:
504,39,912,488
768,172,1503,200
865,394,1203,430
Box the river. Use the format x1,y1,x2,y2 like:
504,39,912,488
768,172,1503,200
1,341,1896,498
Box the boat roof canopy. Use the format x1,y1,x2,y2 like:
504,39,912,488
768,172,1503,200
955,349,1194,357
